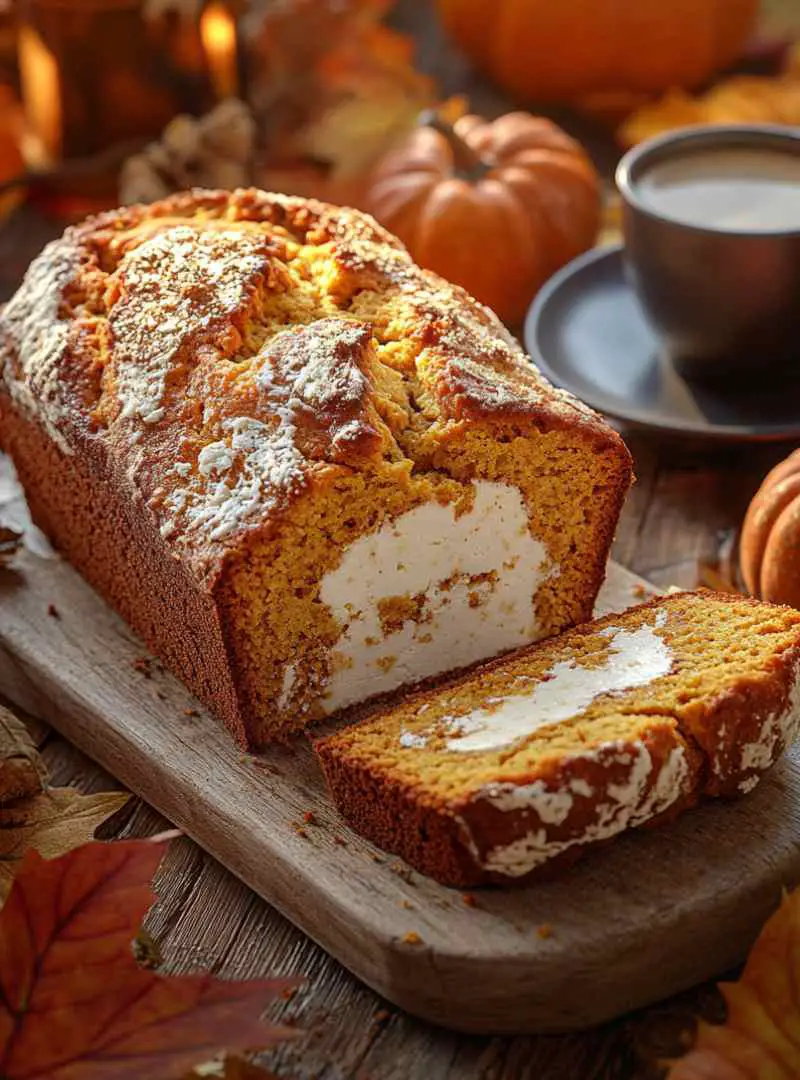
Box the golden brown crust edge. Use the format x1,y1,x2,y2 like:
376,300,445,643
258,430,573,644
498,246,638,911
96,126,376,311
0,391,250,745
315,592,800,887
316,724,704,889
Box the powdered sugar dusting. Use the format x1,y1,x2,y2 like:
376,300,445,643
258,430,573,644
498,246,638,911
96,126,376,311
337,233,596,422
164,413,303,542
0,236,83,454
109,225,267,423
159,318,375,545
255,317,370,413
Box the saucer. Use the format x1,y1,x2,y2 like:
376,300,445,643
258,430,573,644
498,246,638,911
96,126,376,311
524,244,800,442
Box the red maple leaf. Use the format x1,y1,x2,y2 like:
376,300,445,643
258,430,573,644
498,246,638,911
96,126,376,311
0,836,298,1079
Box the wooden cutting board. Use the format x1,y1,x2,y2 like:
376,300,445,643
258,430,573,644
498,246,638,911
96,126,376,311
2,472,800,1034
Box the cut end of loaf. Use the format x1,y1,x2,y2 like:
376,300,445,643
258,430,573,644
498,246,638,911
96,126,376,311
219,420,631,744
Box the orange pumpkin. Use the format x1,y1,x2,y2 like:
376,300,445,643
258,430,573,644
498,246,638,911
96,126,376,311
740,449,800,609
436,0,759,105
365,110,601,324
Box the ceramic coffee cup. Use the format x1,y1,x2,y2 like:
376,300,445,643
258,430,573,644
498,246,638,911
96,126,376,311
616,125,800,382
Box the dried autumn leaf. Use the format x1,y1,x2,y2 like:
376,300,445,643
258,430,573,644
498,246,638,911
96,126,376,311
0,704,47,802
0,837,298,1079
0,526,22,568
668,890,800,1079
618,72,800,148
0,785,130,901
246,0,437,183
303,93,424,178
302,19,435,179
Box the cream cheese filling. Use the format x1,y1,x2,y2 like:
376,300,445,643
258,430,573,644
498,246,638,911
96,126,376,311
444,611,672,753
318,480,553,714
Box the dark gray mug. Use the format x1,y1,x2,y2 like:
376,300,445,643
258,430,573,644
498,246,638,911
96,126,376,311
616,125,800,383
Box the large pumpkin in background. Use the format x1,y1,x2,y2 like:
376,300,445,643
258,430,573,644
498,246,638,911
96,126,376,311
740,449,800,610
365,111,601,325
437,0,759,104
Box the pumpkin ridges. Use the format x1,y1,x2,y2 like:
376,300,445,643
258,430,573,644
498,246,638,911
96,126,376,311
367,172,439,219
451,114,488,145
498,169,594,278
762,449,800,490
478,113,578,157
761,500,800,610
372,132,452,178
413,180,542,323
368,180,435,256
740,474,800,597
500,157,600,243
365,110,601,324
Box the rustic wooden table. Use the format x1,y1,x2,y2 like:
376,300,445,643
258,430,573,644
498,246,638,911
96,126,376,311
2,5,798,1077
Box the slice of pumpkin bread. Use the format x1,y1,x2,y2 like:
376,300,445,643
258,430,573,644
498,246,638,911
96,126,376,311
315,591,800,886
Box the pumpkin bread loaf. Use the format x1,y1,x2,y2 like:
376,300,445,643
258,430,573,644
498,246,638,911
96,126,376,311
315,591,800,886
0,188,632,748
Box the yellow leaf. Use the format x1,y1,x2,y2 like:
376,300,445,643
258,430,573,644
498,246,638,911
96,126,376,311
618,69,800,148
0,786,130,902
303,93,422,178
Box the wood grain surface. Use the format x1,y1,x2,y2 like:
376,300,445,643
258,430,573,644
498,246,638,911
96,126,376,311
2,2,800,1073
3,456,800,1036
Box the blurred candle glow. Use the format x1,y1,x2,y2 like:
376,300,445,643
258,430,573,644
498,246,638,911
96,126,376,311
200,1,238,99
17,23,61,165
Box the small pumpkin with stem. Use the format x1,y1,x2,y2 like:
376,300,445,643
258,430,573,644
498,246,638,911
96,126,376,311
740,449,800,609
364,109,601,325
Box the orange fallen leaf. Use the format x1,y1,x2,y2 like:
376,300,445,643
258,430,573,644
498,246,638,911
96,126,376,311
0,836,298,1079
668,890,800,1079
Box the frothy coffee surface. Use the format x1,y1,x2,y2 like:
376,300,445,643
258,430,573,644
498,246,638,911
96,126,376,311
636,147,800,232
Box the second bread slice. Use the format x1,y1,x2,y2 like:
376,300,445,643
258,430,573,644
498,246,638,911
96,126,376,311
315,591,800,886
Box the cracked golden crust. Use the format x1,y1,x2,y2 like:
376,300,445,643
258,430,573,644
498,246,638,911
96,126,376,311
0,188,624,587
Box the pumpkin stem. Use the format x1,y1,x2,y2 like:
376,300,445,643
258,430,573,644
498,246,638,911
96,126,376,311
418,109,493,181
